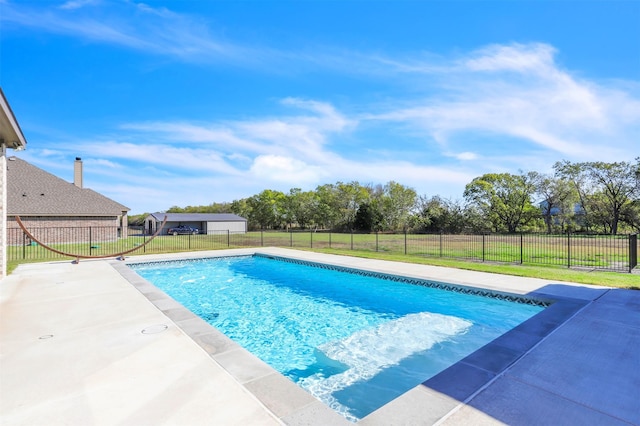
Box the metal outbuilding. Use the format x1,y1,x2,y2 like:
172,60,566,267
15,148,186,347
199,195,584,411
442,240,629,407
145,212,247,235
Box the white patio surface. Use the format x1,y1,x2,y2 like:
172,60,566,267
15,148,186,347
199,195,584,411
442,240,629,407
1,248,639,425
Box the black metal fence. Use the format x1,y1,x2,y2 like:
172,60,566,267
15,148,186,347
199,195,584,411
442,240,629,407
630,233,638,271
6,226,638,273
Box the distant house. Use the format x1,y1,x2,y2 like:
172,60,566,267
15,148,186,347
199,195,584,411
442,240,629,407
6,157,130,244
145,213,247,235
538,200,587,228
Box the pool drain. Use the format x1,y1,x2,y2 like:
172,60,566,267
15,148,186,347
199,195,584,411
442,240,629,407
141,324,168,334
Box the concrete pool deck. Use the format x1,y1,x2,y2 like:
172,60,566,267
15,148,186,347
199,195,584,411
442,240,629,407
1,247,639,425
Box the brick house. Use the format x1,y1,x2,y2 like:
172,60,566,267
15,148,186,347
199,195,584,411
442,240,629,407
6,157,130,245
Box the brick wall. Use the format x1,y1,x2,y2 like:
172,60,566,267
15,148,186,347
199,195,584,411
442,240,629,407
1,154,6,278
7,216,122,245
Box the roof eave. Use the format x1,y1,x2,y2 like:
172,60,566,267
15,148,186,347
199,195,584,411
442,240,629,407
0,88,27,150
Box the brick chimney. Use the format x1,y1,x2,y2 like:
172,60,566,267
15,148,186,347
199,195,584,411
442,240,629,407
74,157,83,188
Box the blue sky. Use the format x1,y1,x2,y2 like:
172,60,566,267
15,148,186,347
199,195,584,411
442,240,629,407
2,0,639,214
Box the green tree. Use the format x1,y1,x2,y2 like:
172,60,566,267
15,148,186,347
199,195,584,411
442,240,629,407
313,184,341,229
353,202,381,231
378,181,417,231
463,172,539,233
621,200,640,233
364,183,385,231
311,181,372,230
463,204,492,233
167,202,233,214
246,189,286,229
128,213,149,226
553,160,595,231
282,188,317,229
341,181,371,230
532,172,575,234
230,198,250,219
412,196,466,233
555,159,640,234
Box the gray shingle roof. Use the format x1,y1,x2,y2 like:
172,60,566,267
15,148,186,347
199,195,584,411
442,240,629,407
149,213,246,222
7,157,129,216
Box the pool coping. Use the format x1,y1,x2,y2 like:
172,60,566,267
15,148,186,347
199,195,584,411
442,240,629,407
115,248,592,425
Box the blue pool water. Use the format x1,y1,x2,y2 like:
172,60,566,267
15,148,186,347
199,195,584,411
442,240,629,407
131,255,545,421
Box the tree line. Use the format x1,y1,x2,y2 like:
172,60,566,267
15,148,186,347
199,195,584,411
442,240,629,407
157,159,640,235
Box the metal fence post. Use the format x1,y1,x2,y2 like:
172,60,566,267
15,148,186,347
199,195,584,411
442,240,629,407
261,229,264,247
630,234,638,273
567,233,571,269
329,232,332,249
89,227,93,255
227,230,230,247
439,233,443,257
482,234,485,262
520,233,523,264
376,231,378,252
350,229,353,250
404,229,407,255
290,229,293,247
310,230,313,249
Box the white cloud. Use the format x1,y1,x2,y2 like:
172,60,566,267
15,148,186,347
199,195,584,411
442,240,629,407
1,1,241,61
58,0,100,10
462,43,558,75
280,97,352,130
448,152,477,161
78,141,242,175
238,99,353,152
249,155,323,183
368,42,640,164
122,99,354,170
121,122,267,153
85,158,121,169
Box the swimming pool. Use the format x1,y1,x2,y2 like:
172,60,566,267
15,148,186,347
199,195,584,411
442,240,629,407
131,254,547,421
